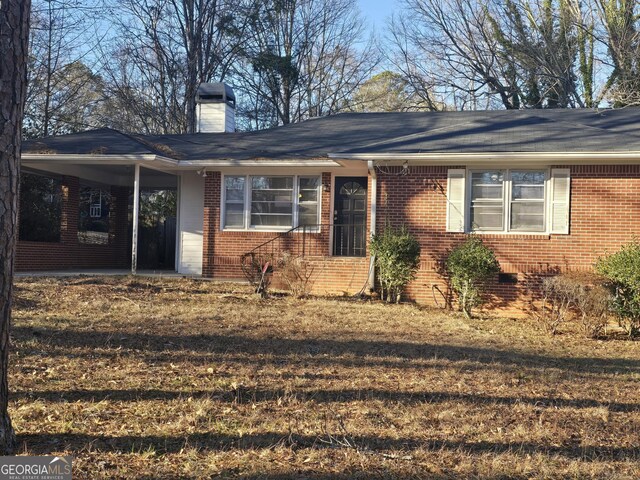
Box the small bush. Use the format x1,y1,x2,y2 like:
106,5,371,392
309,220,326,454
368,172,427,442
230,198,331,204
539,276,572,335
595,241,640,338
445,237,500,319
370,226,421,303
278,253,315,298
241,253,274,297
539,272,610,337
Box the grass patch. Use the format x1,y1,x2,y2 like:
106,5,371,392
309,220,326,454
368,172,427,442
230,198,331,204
10,276,640,479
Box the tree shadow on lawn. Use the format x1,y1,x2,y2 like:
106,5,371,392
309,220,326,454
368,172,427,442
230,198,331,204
12,387,640,413
13,326,640,376
215,474,452,480
19,431,640,462
11,286,42,310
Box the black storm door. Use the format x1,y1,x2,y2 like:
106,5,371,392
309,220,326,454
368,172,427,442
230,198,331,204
333,177,367,257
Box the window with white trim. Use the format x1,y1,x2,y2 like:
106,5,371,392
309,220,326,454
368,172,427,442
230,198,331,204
470,171,505,230
222,175,321,230
298,176,320,226
224,176,245,228
468,169,547,232
447,168,570,234
510,171,546,231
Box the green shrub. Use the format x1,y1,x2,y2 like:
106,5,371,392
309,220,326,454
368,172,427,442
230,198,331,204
370,226,421,303
445,237,500,319
595,241,640,338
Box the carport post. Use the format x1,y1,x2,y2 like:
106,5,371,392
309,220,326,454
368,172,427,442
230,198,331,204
131,163,140,274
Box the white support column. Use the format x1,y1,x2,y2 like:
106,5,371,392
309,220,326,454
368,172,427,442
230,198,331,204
131,163,140,274
367,160,377,292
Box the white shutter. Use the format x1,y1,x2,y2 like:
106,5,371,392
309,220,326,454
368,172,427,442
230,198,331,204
550,168,570,234
446,169,466,232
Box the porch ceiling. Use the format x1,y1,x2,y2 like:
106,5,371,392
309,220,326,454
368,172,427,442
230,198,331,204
23,163,178,189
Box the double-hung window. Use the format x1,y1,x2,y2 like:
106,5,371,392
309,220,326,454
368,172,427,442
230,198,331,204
468,169,547,233
447,168,570,234
298,177,320,227
251,176,294,227
222,175,321,230
470,171,505,230
224,176,245,228
509,171,546,231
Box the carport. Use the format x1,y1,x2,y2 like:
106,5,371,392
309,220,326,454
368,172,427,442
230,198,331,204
20,150,179,274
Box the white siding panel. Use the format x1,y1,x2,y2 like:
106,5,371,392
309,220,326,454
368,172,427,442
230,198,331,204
178,172,204,275
197,103,235,133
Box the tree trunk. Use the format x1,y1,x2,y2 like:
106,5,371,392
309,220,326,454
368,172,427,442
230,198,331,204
0,0,31,454
184,0,198,134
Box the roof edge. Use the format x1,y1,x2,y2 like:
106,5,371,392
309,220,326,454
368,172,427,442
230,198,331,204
21,153,178,166
176,159,343,167
330,152,640,164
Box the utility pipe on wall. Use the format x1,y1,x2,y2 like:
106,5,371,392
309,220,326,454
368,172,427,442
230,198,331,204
367,160,377,292
131,163,140,274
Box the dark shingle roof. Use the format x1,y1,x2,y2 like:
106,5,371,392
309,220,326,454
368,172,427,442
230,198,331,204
340,109,640,154
23,108,640,162
22,128,158,156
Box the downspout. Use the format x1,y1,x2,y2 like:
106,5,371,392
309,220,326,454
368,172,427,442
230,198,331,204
368,160,377,292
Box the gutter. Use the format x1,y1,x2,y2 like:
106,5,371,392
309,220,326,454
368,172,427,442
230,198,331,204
21,153,178,166
176,159,342,167
368,160,377,293
20,153,342,169
329,151,640,164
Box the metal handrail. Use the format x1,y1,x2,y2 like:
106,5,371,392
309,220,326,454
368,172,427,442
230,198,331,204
243,225,300,255
240,223,366,287
244,223,366,258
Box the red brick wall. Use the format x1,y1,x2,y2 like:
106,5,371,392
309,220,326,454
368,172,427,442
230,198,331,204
202,172,371,294
16,176,131,271
376,164,640,314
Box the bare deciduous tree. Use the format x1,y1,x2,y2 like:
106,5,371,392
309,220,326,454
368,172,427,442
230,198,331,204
101,0,251,134
26,0,103,138
595,0,640,106
390,0,521,110
390,0,599,109
20,0,640,143
235,0,379,128
0,0,31,454
488,0,589,108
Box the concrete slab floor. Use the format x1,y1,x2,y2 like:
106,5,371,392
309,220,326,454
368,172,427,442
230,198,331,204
15,269,191,278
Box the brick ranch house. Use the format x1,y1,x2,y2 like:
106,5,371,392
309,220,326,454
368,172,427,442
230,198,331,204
18,83,640,313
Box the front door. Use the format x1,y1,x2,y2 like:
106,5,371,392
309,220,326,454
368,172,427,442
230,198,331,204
333,177,367,257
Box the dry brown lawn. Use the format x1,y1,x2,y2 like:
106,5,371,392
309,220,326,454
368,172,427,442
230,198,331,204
9,276,640,479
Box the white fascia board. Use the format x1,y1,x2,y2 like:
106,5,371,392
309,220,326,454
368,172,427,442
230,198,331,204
21,153,342,170
176,159,342,168
329,152,640,164
21,153,178,166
